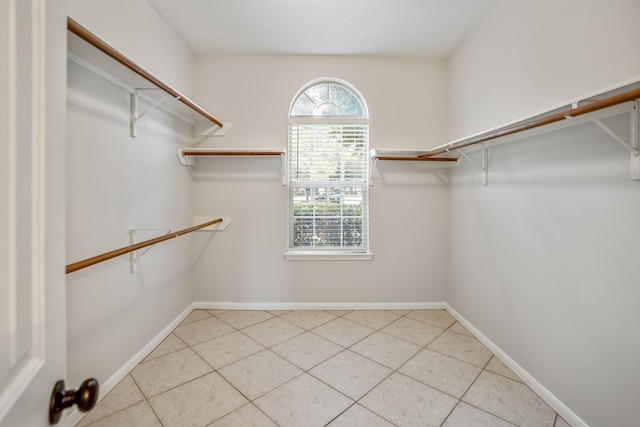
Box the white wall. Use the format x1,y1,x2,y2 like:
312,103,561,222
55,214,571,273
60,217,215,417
66,0,195,92
191,56,450,304
65,0,197,388
447,1,640,426
448,0,640,140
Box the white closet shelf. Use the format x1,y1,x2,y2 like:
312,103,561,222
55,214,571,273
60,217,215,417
423,84,640,159
369,149,459,180
177,147,286,163
177,148,288,184
370,148,459,162
375,80,640,184
67,17,223,136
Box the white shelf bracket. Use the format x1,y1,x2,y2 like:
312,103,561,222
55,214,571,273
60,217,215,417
281,151,288,186
129,228,172,273
587,104,640,179
176,148,194,166
588,113,639,156
630,102,640,180
130,88,177,137
369,153,378,186
457,145,488,186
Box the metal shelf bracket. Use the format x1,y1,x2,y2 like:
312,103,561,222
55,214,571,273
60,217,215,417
587,101,639,179
631,102,640,179
588,113,639,155
129,228,172,272
281,151,288,185
370,156,378,184
457,145,489,186
130,88,178,137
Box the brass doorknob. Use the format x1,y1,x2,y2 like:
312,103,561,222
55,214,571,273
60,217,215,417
49,378,99,424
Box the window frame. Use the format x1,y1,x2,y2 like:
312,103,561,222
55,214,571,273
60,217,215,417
285,79,372,261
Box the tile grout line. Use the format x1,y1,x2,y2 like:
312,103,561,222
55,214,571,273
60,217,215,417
201,312,344,425
436,352,494,427
340,313,452,425
266,313,405,425
133,312,266,426
306,312,446,425
178,316,282,426
367,315,495,426
246,309,547,424
90,310,479,425
82,311,397,425
290,311,455,421
310,311,515,425
77,379,152,427
129,374,165,427
82,309,562,427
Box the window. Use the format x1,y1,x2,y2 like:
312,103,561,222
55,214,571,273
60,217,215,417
286,79,371,259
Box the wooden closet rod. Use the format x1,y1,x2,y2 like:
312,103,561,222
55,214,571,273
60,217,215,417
181,150,284,157
419,86,640,159
67,17,223,128
374,156,458,162
66,218,223,274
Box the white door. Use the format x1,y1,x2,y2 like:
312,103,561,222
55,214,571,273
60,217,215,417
0,0,69,426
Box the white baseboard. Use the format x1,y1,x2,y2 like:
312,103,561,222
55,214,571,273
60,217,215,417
194,301,446,311
64,303,196,427
443,304,588,427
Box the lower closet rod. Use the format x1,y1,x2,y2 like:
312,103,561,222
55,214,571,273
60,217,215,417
66,218,223,274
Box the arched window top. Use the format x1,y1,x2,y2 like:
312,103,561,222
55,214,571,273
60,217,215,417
290,79,368,118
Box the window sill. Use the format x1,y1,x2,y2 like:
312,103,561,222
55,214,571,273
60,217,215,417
284,251,374,261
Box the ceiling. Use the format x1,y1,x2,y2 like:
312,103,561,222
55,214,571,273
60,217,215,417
146,0,500,57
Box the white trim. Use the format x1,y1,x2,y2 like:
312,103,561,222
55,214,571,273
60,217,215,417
289,117,369,125
65,303,196,427
285,251,373,261
0,359,43,424
0,0,50,421
444,304,588,427
0,0,21,419
195,301,446,311
287,112,370,255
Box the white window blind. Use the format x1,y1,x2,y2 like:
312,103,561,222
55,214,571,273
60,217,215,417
288,122,369,251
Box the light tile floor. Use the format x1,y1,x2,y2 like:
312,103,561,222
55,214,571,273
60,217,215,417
76,309,572,427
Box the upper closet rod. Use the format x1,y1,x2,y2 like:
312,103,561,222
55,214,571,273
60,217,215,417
67,17,223,128
66,218,223,274
419,86,640,159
